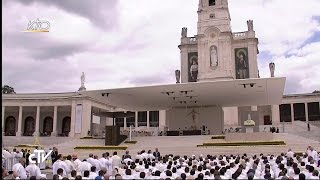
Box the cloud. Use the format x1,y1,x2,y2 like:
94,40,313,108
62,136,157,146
11,0,119,30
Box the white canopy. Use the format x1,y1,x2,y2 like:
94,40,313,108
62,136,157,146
82,77,286,111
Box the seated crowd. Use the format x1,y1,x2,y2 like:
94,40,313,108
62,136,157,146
2,146,320,179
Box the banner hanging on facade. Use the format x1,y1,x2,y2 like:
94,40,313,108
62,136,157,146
75,104,83,133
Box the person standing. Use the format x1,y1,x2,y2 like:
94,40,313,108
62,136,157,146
153,148,161,161
25,157,41,179
51,147,59,164
111,152,121,169
12,158,27,179
52,154,69,177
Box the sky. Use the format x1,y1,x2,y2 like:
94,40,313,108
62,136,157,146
2,0,320,95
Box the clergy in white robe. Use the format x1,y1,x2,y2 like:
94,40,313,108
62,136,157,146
25,159,42,179
111,152,121,169
52,154,70,177
12,158,27,179
80,159,92,176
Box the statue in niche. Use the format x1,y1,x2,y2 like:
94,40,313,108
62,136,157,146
210,46,218,67
269,62,275,77
181,27,187,38
247,20,254,31
189,59,198,81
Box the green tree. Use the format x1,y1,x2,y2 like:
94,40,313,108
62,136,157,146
2,85,16,94
312,90,320,93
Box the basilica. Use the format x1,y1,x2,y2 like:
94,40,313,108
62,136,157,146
2,0,320,138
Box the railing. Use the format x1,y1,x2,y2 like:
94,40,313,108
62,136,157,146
233,32,247,39
181,37,198,45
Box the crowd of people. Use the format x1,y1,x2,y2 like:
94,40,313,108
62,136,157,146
2,146,320,179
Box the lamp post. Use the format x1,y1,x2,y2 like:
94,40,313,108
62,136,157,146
129,125,132,141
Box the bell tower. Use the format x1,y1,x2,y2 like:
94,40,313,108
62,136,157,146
179,0,259,83
197,0,234,81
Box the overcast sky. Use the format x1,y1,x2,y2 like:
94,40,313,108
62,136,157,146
2,0,320,94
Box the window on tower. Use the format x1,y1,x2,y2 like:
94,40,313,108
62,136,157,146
209,0,216,6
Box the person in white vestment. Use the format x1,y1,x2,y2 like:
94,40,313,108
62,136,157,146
2,149,13,170
310,147,318,166
88,166,98,179
52,154,70,177
87,153,95,167
104,152,113,176
93,155,101,172
72,154,82,175
80,159,92,176
11,149,19,165
65,155,75,175
111,151,121,169
98,153,107,171
25,157,42,179
12,158,27,179
286,149,294,159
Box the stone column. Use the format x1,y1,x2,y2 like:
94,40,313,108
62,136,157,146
124,117,127,130
69,101,76,137
34,106,40,136
147,111,150,129
2,106,5,135
271,105,280,125
51,106,58,136
17,106,23,136
290,104,295,122
135,112,138,128
159,110,166,131
305,103,309,123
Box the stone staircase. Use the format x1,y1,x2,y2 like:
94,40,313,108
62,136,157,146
3,131,320,160
282,121,320,142
2,136,73,148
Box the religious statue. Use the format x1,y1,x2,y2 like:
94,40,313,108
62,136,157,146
175,70,181,83
247,20,254,31
187,109,200,130
198,0,203,11
78,72,86,91
181,27,187,38
190,59,198,82
269,62,275,77
81,72,85,86
244,113,255,126
237,53,248,79
210,46,218,67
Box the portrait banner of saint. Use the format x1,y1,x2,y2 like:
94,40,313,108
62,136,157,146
210,45,218,67
235,48,249,79
188,52,198,82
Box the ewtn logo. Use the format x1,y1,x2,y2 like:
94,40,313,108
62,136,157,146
23,18,50,32
28,150,52,164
